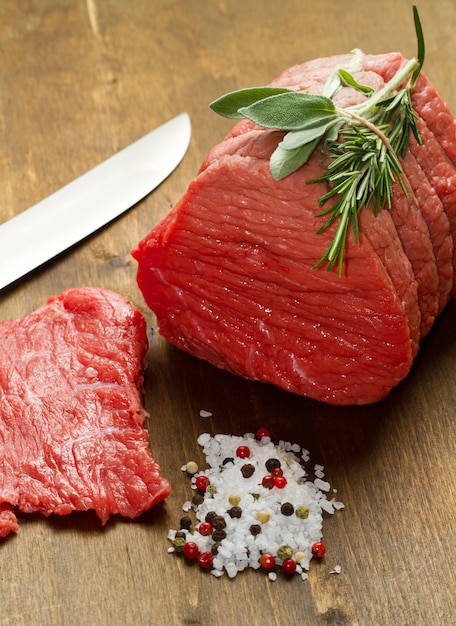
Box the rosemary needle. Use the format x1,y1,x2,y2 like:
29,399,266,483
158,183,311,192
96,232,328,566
210,6,425,275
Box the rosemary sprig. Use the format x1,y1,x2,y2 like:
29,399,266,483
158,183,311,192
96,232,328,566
209,6,425,275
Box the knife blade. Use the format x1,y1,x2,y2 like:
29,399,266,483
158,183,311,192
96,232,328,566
0,112,191,291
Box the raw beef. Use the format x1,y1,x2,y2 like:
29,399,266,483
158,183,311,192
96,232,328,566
408,121,456,297
132,52,455,405
363,52,456,295
270,54,442,337
0,287,170,538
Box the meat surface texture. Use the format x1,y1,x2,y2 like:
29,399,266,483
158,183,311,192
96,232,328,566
0,287,170,538
133,52,456,406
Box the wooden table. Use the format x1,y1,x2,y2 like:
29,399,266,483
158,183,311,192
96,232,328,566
1,1,455,624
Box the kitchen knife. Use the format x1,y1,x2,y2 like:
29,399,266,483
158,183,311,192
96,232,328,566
0,112,191,290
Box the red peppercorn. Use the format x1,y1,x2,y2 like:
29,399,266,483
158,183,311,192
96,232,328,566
236,445,250,459
311,541,326,558
198,551,214,569
198,521,213,536
259,553,276,570
271,467,283,478
261,475,274,489
195,475,210,491
256,427,271,440
282,558,297,574
183,541,199,559
273,475,287,489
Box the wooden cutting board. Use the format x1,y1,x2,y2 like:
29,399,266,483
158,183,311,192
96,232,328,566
0,1,455,624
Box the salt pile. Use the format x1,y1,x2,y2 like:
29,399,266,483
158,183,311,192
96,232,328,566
167,429,344,580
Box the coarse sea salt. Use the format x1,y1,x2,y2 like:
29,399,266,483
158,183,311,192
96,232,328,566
168,431,344,581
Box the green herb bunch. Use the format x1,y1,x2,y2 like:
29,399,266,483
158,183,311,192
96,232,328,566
210,7,425,275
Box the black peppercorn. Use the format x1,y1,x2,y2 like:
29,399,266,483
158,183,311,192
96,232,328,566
280,502,294,516
205,511,218,524
227,506,242,518
265,458,281,472
179,516,192,530
175,530,186,539
212,528,227,542
222,457,234,466
249,524,262,536
212,515,227,530
211,542,222,555
241,463,255,478
192,493,204,506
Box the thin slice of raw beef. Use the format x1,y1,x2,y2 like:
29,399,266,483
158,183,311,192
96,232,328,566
0,287,170,538
408,121,456,296
400,146,453,312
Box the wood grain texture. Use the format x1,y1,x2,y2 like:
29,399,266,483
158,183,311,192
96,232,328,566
0,1,455,624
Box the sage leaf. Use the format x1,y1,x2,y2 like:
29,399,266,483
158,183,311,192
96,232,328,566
209,87,291,119
239,92,336,131
279,117,339,150
338,69,374,94
324,120,343,144
270,139,320,180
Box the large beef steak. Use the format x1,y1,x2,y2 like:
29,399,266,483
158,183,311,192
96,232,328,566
133,52,456,405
